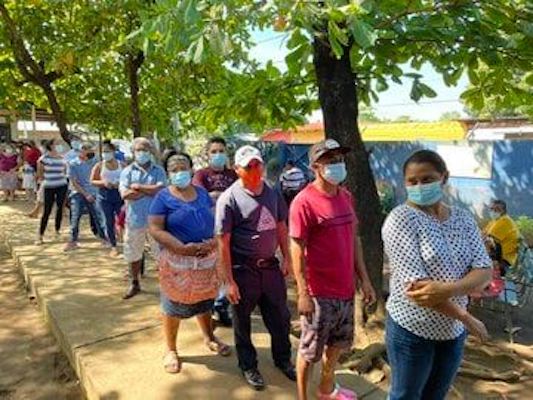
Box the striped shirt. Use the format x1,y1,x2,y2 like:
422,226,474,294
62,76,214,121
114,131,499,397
40,155,68,188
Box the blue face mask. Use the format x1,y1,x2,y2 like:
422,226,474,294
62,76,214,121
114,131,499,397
135,150,151,165
102,152,114,162
170,171,191,189
71,140,82,151
406,181,444,206
210,153,227,169
55,144,66,153
489,211,501,220
323,162,347,185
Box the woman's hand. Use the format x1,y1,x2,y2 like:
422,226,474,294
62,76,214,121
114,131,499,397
180,242,213,258
406,280,453,307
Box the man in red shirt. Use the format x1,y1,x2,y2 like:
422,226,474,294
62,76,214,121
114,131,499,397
289,139,376,400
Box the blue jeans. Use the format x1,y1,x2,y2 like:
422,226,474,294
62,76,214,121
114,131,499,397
96,189,123,247
386,316,466,400
70,193,105,242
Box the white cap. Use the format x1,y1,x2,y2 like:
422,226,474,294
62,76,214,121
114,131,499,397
234,145,264,167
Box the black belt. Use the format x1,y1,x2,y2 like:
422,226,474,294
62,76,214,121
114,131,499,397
233,256,279,269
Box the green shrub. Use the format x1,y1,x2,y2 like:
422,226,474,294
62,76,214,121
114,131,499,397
515,216,533,247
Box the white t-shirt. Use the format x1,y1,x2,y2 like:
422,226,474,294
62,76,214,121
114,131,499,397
383,204,491,340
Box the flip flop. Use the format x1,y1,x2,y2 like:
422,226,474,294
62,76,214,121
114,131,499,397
163,351,181,374
205,338,232,357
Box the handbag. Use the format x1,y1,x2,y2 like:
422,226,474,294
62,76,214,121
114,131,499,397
158,247,219,304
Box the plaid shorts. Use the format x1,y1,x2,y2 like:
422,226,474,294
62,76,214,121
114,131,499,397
298,297,354,363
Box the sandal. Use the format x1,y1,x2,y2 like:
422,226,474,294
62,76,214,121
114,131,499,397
317,384,357,400
163,350,181,374
205,338,232,357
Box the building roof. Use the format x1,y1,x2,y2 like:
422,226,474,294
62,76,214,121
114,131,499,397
262,121,467,144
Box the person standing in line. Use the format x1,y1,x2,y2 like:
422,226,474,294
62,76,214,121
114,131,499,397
21,159,37,202
36,139,68,244
91,140,124,257
383,150,492,400
193,137,238,203
63,135,83,164
21,140,41,202
193,136,238,327
279,160,307,208
0,143,20,202
27,140,46,218
290,139,376,400
149,153,231,374
119,137,166,299
215,145,296,391
63,142,105,252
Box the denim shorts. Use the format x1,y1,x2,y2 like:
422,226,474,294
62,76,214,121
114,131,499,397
298,297,354,363
160,293,214,319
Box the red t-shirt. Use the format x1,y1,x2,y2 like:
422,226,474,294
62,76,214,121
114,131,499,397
23,147,41,169
193,167,238,193
289,184,358,300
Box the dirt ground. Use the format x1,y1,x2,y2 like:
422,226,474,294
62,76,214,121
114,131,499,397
0,197,531,400
0,242,82,400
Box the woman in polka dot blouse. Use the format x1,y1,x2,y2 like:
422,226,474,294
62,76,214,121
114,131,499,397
382,150,492,400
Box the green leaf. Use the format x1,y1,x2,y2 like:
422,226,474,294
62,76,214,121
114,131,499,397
349,44,362,70
410,80,422,102
418,82,437,98
467,67,480,85
328,20,349,47
349,18,376,49
193,36,204,63
184,0,200,25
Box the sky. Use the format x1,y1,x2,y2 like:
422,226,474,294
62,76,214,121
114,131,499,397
250,30,470,122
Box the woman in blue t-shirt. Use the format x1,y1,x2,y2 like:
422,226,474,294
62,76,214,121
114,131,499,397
148,153,231,374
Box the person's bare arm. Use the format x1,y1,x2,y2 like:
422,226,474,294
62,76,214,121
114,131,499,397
36,160,44,182
407,269,492,307
277,221,292,276
355,235,377,303
90,163,107,188
70,171,93,201
148,216,210,256
217,233,241,304
419,296,489,341
291,237,314,319
136,183,165,196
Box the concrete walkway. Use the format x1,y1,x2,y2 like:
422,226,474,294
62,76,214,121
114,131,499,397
0,202,386,400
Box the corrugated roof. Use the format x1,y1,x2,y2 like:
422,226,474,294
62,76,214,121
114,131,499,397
263,121,467,144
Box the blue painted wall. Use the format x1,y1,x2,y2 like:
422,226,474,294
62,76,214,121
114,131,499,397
277,140,533,219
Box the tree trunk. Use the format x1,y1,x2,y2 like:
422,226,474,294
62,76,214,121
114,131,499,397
313,36,385,343
0,2,71,143
126,50,144,138
41,82,69,142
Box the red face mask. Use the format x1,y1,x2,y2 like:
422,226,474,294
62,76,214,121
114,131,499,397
239,166,263,188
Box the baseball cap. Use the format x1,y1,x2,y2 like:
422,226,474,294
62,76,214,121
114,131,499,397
309,139,350,164
235,145,264,167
